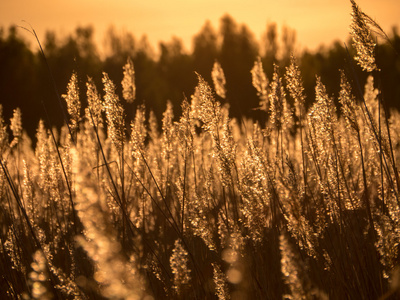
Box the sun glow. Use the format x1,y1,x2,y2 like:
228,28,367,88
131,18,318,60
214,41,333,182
1,0,399,53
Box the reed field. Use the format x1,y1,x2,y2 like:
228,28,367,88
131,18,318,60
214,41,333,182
1,1,400,299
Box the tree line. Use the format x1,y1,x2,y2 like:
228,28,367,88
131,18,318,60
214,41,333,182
0,15,399,139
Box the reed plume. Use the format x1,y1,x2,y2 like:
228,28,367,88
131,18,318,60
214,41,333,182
10,108,22,148
122,57,136,103
251,56,269,110
102,72,125,154
62,71,81,135
350,0,377,72
212,61,227,99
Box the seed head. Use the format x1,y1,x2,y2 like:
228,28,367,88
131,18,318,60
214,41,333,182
350,0,377,72
86,76,103,127
62,71,81,133
10,107,22,147
212,61,226,99
285,55,306,119
122,57,136,103
268,64,286,130
339,70,360,133
170,239,191,293
102,72,125,153
251,57,269,110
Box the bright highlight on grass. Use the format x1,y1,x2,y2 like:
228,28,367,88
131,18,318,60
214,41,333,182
1,1,400,299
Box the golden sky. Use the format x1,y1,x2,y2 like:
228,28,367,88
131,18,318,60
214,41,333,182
1,0,399,54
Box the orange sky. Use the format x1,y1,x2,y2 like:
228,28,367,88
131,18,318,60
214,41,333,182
1,0,399,55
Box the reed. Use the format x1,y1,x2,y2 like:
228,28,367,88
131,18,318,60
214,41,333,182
1,1,399,299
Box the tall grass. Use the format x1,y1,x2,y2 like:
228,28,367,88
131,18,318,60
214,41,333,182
1,1,400,299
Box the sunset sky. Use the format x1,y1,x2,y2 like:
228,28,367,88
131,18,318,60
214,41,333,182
1,0,399,55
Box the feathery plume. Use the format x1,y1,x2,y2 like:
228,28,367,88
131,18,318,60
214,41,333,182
122,57,136,103
131,104,147,153
212,61,226,99
212,263,230,300
170,239,191,294
285,55,306,119
176,98,195,154
363,74,380,122
310,76,337,138
268,64,286,130
62,71,81,134
102,72,125,153
86,76,103,127
10,108,22,148
251,57,269,110
339,70,360,133
0,105,7,154
195,73,221,135
162,100,175,163
350,0,377,72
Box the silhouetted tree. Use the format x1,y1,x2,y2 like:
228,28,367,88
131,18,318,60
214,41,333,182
158,37,195,118
1,17,399,142
0,26,38,138
38,26,101,131
103,26,136,60
280,25,296,66
375,27,400,111
219,15,259,120
262,22,279,76
192,20,218,83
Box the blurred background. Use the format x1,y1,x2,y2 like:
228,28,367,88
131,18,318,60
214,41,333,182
0,0,399,139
